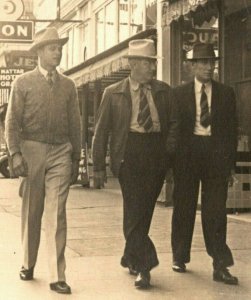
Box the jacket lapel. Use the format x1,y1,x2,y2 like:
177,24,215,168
114,77,132,106
188,82,196,125
211,80,218,118
211,80,219,134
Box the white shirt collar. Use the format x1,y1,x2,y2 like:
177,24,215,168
38,62,56,78
194,77,212,93
129,77,151,92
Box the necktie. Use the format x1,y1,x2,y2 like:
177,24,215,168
137,84,153,132
200,84,210,127
47,71,53,87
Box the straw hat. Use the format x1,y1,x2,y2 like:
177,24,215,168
124,39,160,60
29,27,69,52
187,43,219,61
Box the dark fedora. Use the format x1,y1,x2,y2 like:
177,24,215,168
187,43,219,61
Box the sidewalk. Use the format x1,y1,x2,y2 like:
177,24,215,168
0,177,251,299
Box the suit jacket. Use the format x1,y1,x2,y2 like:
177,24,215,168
92,77,179,177
174,79,238,178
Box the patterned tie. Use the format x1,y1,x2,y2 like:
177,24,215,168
200,84,210,127
47,71,53,87
137,84,153,132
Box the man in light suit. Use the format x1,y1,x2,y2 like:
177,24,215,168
171,43,238,285
92,39,178,288
5,27,81,294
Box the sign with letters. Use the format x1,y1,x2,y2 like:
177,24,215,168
0,21,33,42
0,68,25,105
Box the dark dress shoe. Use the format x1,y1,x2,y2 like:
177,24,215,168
128,265,138,276
172,261,186,273
213,268,238,285
135,271,151,288
19,266,34,281
50,281,71,294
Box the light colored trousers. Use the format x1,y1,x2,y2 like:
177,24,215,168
19,140,72,282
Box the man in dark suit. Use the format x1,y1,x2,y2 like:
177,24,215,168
171,43,238,285
92,39,178,288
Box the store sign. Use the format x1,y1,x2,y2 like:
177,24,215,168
6,54,37,69
183,29,218,46
0,68,25,104
188,0,208,6
0,0,24,21
0,21,33,42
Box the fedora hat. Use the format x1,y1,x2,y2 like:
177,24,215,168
124,39,160,60
187,43,219,61
29,27,69,52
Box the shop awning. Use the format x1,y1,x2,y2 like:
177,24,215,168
64,29,156,86
162,0,219,26
67,52,130,87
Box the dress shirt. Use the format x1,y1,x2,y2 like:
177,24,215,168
129,77,160,133
38,63,56,83
194,77,212,136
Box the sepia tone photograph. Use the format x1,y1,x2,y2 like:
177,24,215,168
0,0,251,299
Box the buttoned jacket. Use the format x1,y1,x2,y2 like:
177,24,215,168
173,79,238,177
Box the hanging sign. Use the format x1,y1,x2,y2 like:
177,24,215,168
0,21,33,42
0,0,24,21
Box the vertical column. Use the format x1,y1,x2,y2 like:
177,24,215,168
157,0,163,81
79,85,90,187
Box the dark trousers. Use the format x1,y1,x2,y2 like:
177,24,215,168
172,135,234,269
118,132,167,272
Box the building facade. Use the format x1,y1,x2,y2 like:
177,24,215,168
0,0,250,203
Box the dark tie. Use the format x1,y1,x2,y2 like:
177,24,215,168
47,71,53,87
200,84,210,127
137,84,153,132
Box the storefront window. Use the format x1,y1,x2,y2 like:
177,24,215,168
130,0,144,35
119,0,130,42
146,0,157,29
119,0,144,42
67,28,74,68
80,4,89,61
223,0,251,151
96,9,105,54
181,15,219,84
105,1,117,49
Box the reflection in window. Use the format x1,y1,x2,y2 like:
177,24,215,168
181,16,219,83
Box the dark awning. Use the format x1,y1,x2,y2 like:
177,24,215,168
162,0,219,26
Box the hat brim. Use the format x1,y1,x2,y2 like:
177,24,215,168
124,54,163,60
29,37,69,52
187,56,220,61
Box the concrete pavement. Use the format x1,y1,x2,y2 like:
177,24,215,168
0,176,251,299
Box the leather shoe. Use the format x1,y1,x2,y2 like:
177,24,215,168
128,264,138,276
50,281,71,294
19,266,34,280
213,268,238,285
135,271,151,288
172,261,186,273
